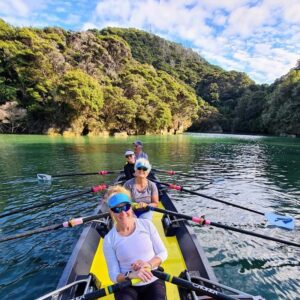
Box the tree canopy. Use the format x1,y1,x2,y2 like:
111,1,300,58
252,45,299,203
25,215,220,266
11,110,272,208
0,20,299,136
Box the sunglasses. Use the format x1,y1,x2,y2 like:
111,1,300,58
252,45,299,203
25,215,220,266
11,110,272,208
137,166,148,171
126,154,133,158
111,203,131,213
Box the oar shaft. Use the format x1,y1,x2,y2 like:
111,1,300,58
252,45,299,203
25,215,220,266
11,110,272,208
210,222,300,248
52,171,119,178
152,270,235,300
155,180,264,216
0,190,90,219
181,187,264,216
0,212,109,243
150,206,193,221
0,224,63,243
150,207,300,248
53,172,99,178
0,185,107,219
153,169,207,180
82,212,109,223
82,280,133,299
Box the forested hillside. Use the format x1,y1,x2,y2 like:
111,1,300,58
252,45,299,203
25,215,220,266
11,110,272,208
0,21,299,136
102,28,300,136
0,20,198,135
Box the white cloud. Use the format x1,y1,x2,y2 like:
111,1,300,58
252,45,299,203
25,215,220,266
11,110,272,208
282,0,300,23
83,0,298,83
0,0,30,17
225,5,271,37
0,0,299,84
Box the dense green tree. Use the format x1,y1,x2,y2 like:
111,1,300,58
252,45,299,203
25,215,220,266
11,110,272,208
232,85,268,133
0,20,299,136
262,70,300,135
57,69,103,113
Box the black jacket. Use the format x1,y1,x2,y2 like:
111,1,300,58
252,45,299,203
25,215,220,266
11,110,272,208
124,163,135,180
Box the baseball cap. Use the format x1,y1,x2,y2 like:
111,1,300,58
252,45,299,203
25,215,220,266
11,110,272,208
133,140,143,146
124,150,134,156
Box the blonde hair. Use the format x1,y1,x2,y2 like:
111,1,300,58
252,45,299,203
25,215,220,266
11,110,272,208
104,185,131,203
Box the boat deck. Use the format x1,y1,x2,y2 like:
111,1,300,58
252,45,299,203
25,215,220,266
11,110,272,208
89,201,188,299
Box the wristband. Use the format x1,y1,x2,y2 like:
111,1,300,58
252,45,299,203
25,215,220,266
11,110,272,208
124,271,131,280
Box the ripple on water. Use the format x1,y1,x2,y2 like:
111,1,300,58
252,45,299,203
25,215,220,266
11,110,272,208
0,134,300,300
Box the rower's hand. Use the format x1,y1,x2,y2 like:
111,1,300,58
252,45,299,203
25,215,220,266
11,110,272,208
129,268,153,282
131,259,151,271
137,202,148,209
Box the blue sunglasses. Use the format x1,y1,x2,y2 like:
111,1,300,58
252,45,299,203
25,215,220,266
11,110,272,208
111,203,131,213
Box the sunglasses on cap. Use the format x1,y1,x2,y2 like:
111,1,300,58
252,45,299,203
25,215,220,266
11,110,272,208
137,166,148,171
126,154,133,158
110,203,131,213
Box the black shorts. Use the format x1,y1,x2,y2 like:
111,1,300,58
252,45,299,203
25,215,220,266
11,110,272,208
114,279,166,300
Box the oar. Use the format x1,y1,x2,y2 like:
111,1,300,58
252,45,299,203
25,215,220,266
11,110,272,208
78,278,140,300
154,180,295,230
0,184,107,219
153,168,224,184
152,270,235,300
76,270,234,300
37,170,121,181
148,206,300,248
0,212,109,243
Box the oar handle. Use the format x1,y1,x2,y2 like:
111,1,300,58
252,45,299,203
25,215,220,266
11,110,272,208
152,270,235,300
82,280,134,299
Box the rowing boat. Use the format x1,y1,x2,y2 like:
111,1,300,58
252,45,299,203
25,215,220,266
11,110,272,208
38,173,262,300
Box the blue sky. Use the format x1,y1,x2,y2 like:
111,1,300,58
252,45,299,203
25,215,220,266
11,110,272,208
0,0,299,84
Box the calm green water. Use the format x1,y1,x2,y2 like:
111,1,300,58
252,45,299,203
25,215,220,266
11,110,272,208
0,133,299,300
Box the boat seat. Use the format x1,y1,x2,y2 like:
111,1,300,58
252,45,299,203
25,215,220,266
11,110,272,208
93,216,113,238
161,213,181,236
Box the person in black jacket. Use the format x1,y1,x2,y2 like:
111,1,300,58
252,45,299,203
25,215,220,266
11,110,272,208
123,150,136,180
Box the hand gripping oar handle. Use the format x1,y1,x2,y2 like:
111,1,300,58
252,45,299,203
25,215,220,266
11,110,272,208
152,270,236,300
81,280,132,299
149,207,300,248
0,185,107,219
79,278,141,300
0,212,109,243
